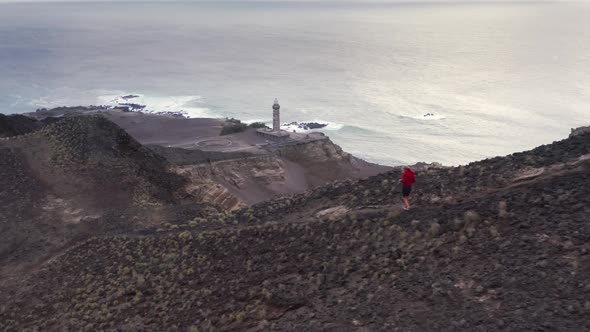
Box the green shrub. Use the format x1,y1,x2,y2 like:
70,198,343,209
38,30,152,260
189,218,208,227
248,122,268,129
178,231,193,242
235,311,246,322
225,117,241,124
220,122,248,136
429,222,441,238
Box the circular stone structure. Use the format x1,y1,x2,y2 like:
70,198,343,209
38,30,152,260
195,138,233,148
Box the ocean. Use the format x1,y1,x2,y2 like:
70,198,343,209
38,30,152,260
1,1,589,166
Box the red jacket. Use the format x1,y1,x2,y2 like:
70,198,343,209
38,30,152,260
401,169,416,187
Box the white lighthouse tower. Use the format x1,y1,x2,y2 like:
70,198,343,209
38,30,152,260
272,98,280,132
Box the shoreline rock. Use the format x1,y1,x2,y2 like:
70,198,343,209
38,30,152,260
570,125,590,138
283,121,328,130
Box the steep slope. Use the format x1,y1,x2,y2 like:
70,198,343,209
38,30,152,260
0,115,210,276
156,137,391,208
0,113,63,138
27,107,392,207
0,112,388,277
0,114,42,137
103,109,391,204
242,129,590,220
1,130,588,331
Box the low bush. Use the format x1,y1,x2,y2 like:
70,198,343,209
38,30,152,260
220,120,248,136
248,122,268,129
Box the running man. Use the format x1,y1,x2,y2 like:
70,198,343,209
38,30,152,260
400,166,416,210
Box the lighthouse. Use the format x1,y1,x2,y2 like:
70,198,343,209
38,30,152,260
272,98,280,132
255,98,289,141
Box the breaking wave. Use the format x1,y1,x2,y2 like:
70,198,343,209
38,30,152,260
96,93,217,119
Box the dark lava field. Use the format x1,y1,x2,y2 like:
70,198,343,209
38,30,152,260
1,114,589,331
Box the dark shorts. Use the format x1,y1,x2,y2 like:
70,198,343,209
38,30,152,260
402,185,412,197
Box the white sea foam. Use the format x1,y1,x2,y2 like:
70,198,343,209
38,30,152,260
280,120,344,133
323,122,344,131
281,123,304,132
96,93,217,119
28,96,71,109
242,119,269,125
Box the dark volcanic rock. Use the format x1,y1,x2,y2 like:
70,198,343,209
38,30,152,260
121,94,140,100
0,114,42,137
284,121,329,130
300,122,327,130
0,115,210,278
1,121,589,331
570,125,590,138
29,106,110,120
118,103,146,111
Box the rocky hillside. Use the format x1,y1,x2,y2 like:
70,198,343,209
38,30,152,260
240,128,590,220
157,137,391,209
0,127,588,331
0,113,390,277
0,114,42,137
21,107,391,209
0,115,213,277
